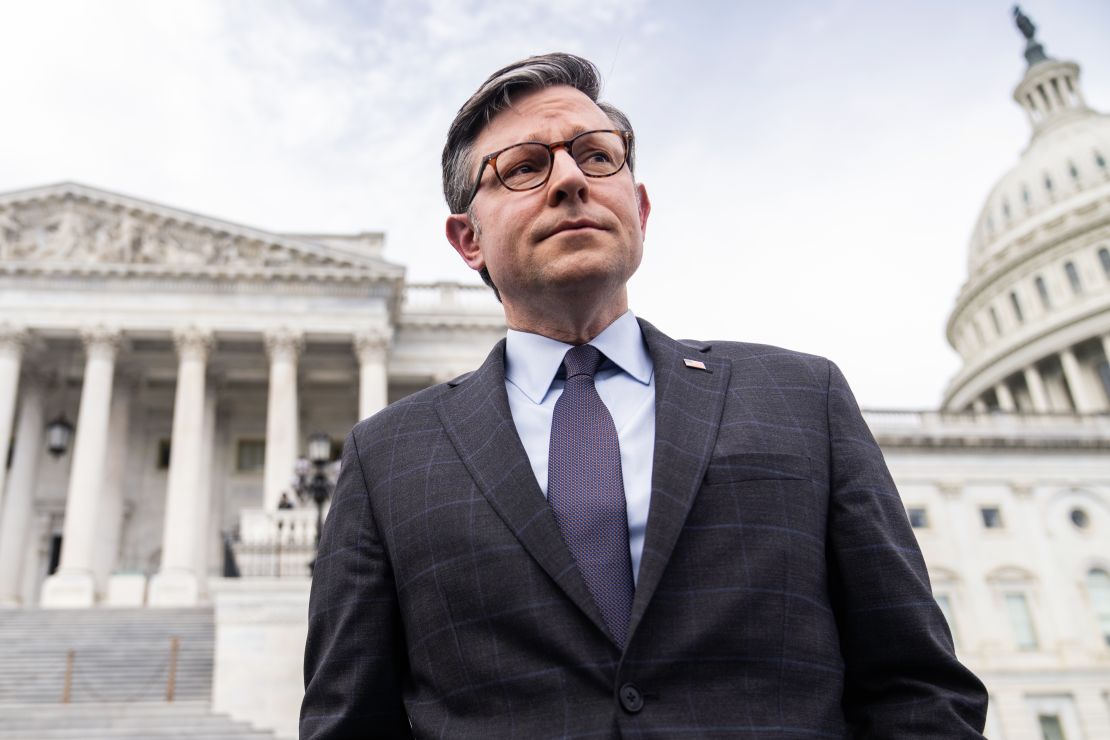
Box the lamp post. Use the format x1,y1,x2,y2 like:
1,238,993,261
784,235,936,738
46,415,73,458
293,432,335,573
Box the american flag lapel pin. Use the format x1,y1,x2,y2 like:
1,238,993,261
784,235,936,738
683,358,709,371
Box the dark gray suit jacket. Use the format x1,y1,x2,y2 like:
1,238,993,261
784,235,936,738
301,319,987,738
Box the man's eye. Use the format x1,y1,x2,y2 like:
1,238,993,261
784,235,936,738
582,149,614,163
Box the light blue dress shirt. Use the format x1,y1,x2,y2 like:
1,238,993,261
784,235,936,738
504,310,656,584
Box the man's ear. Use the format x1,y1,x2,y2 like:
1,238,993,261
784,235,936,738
446,214,484,272
636,183,651,238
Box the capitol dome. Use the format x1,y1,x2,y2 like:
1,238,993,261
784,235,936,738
943,9,1110,414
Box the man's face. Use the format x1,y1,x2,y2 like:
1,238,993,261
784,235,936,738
447,85,650,311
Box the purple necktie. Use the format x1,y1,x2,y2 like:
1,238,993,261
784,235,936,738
548,344,634,646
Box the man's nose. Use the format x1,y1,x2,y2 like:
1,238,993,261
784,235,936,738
545,148,589,206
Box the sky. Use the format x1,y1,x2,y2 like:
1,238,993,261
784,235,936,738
1,0,1108,409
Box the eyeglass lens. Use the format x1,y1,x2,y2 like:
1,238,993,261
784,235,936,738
495,131,626,191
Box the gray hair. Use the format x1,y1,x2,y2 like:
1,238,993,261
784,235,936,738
441,53,637,298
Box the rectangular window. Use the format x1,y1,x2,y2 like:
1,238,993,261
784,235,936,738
1005,592,1038,650
1038,714,1066,740
981,506,1003,529
907,507,929,529
989,306,1003,335
935,593,958,642
236,439,266,472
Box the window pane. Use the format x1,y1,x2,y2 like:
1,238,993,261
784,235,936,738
908,507,929,528
237,439,266,472
1035,276,1051,308
935,594,958,642
1088,569,1110,646
1100,248,1110,278
1038,714,1066,740
1005,592,1038,650
981,507,1003,529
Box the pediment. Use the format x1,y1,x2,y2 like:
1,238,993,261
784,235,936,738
0,182,403,280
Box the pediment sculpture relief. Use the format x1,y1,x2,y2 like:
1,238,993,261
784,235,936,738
0,199,331,269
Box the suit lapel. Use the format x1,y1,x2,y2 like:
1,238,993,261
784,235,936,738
629,320,732,637
435,341,614,642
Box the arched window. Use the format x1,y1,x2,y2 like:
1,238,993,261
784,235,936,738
1099,248,1110,278
1064,262,1082,294
1089,569,1110,646
1010,291,1024,323
1035,275,1051,308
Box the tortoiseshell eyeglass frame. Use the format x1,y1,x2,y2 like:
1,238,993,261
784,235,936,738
462,129,633,209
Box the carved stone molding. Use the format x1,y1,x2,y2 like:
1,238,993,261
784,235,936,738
264,328,304,363
353,328,392,363
937,481,964,499
173,328,215,363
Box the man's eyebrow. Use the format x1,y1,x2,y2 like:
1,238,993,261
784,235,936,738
518,126,591,144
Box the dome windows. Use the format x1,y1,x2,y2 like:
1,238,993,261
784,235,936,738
1096,151,1106,169
1002,200,1012,221
1099,247,1110,278
1064,261,1082,294
1022,186,1031,206
1035,276,1051,309
1044,174,1054,193
1068,161,1079,182
990,306,1003,336
1010,291,1024,323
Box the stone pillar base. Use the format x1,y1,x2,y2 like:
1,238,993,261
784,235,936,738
149,571,199,607
106,574,148,607
41,571,97,608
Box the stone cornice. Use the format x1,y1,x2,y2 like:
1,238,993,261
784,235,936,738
0,184,406,279
865,408,1110,450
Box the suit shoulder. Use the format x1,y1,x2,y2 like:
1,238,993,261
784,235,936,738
349,380,453,443
691,339,831,371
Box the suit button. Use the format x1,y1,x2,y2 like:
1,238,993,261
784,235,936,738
619,683,644,713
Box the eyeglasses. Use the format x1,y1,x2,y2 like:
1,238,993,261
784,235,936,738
464,129,632,208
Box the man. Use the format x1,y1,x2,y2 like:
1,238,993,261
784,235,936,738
302,53,987,738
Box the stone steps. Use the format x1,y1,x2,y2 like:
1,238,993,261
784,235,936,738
0,608,214,704
0,607,276,738
0,703,275,739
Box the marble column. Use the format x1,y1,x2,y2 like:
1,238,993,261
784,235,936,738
994,381,1017,412
194,383,218,596
1059,348,1095,414
1023,364,1051,412
354,329,390,421
92,374,135,597
41,327,121,607
0,377,44,605
150,329,212,607
263,329,303,512
0,325,28,516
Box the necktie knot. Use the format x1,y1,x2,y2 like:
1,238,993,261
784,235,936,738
563,344,603,380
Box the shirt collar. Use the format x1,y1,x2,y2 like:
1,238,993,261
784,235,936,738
505,310,653,404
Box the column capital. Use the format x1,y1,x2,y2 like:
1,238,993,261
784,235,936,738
173,327,214,362
0,323,30,356
264,328,304,362
80,326,124,360
353,328,392,362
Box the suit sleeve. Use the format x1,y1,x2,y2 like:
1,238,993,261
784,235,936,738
300,428,413,739
824,360,988,738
